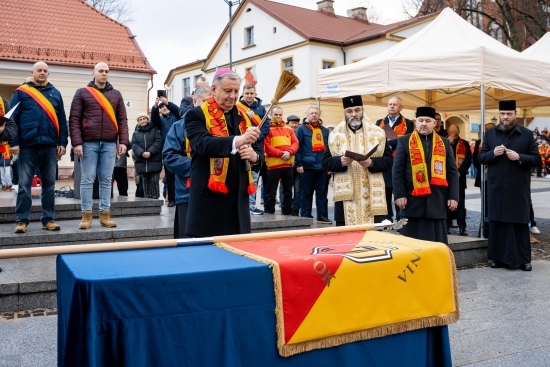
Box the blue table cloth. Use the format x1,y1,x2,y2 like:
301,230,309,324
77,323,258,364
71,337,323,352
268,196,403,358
57,245,452,367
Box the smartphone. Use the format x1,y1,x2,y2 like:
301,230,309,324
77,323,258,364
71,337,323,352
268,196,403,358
157,90,167,98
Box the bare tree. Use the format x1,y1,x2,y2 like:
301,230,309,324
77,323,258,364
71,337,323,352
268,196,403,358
85,0,134,24
401,0,550,51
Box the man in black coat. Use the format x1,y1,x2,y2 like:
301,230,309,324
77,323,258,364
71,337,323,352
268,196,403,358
323,95,393,226
478,100,540,271
446,124,472,235
184,69,261,237
375,96,414,222
393,106,459,245
0,96,17,142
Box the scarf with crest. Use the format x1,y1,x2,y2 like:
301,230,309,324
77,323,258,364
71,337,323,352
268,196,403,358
408,131,448,196
379,115,408,136
200,97,256,195
454,138,466,169
306,121,325,152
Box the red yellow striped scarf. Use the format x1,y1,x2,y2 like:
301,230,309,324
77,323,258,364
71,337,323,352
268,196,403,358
379,115,408,136
16,84,59,137
455,139,466,169
201,97,256,195
0,97,5,116
408,131,447,196
306,122,325,152
85,86,118,134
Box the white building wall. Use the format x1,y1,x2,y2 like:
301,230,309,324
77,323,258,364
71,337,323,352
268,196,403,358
344,39,399,63
168,67,204,105
207,3,306,71
392,21,431,39
308,45,345,96
0,61,151,169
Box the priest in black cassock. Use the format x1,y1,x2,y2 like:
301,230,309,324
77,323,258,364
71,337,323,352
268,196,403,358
478,100,539,271
392,106,459,245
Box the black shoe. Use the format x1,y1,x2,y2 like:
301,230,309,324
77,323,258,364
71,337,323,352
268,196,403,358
447,228,451,234
519,263,532,271
490,261,509,269
167,202,175,207
291,210,299,216
459,228,467,236
317,216,332,224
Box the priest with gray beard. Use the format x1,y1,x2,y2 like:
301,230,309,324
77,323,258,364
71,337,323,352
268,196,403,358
478,100,539,271
322,95,392,226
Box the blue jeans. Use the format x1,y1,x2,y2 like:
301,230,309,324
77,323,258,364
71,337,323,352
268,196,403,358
16,145,57,225
80,141,116,211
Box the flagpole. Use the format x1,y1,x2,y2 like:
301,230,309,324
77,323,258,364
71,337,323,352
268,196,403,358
223,0,241,69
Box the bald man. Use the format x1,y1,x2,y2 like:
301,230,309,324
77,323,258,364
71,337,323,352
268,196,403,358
69,62,129,230
10,62,68,233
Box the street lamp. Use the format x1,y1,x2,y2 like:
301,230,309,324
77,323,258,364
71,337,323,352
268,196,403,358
491,116,498,124
223,0,241,69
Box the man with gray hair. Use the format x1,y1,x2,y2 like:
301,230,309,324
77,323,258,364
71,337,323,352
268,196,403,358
184,69,262,237
295,106,331,223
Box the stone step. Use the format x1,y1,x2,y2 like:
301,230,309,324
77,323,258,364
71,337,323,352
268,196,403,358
0,195,164,224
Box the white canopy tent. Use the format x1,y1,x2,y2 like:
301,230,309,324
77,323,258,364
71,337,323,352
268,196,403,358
316,8,550,236
316,8,550,112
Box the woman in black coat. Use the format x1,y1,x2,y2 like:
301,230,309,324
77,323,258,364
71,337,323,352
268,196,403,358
131,113,163,199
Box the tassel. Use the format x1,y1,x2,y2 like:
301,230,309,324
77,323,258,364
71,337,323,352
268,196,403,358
247,182,256,195
412,187,432,197
430,178,448,187
207,176,229,194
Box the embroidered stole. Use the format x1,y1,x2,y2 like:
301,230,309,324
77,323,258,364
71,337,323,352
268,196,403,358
235,102,261,126
85,87,118,134
306,123,325,152
328,121,387,225
16,84,59,137
408,131,448,197
455,139,466,169
200,97,255,195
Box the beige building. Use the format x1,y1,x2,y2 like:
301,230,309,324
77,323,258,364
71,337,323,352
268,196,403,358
164,0,436,127
0,0,155,176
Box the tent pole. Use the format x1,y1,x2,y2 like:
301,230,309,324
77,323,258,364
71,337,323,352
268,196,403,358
480,84,486,238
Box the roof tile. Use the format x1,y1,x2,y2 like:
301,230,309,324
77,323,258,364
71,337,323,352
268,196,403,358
0,0,154,73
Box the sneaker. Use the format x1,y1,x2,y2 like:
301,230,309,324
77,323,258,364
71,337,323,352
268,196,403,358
250,207,264,215
317,216,332,224
530,226,541,234
42,222,60,231
14,222,27,233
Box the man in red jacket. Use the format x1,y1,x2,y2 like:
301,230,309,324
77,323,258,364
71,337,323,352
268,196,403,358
69,62,129,230
263,106,299,215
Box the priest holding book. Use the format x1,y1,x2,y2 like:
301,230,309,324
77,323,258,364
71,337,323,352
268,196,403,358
322,95,392,226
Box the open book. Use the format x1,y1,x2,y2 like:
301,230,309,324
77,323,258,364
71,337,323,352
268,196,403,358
344,144,379,161
0,102,19,125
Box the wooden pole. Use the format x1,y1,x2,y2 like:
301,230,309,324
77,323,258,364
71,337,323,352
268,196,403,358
0,224,375,259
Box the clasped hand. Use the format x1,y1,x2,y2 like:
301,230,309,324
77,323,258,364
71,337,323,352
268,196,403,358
494,144,519,161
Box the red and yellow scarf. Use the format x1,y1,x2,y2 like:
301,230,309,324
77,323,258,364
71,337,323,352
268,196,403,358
201,97,256,195
455,139,466,169
85,86,118,134
269,118,285,128
235,101,261,126
0,97,5,116
16,84,59,137
409,131,447,196
306,122,325,152
379,115,408,136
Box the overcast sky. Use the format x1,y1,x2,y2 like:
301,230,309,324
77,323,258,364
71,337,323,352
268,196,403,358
127,0,413,100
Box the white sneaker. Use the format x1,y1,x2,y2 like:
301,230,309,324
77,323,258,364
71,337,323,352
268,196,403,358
530,226,541,234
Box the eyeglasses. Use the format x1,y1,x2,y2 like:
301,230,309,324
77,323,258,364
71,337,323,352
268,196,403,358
345,108,363,115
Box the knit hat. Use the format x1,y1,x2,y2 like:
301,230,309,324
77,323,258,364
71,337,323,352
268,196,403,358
136,113,150,122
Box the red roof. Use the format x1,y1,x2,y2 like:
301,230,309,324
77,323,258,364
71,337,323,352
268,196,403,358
249,0,436,45
0,0,155,73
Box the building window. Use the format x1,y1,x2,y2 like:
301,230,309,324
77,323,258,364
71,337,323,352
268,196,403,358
322,60,335,69
194,74,203,87
245,26,254,47
282,57,293,73
183,77,190,98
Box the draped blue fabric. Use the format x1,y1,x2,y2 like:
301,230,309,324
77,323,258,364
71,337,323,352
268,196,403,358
57,246,452,367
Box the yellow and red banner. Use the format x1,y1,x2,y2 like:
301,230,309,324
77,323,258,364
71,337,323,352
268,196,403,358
17,84,59,137
217,230,459,357
85,86,118,134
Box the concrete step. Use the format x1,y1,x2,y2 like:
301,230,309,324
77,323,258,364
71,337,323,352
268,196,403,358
0,195,164,224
